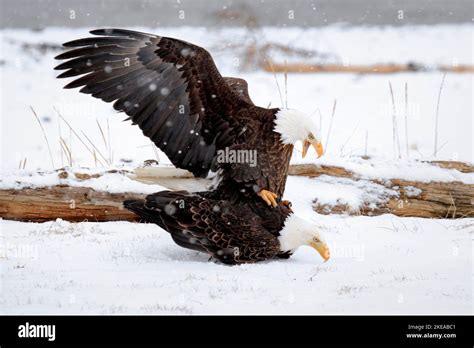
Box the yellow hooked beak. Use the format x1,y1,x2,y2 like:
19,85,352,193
302,140,324,159
310,241,330,262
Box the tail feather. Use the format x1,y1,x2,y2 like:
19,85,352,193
123,199,163,224
124,191,217,259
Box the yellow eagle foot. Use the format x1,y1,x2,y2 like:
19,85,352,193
257,189,278,208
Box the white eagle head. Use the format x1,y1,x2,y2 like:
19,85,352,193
278,214,330,261
274,108,324,158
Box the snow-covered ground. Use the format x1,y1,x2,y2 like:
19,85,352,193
1,186,472,314
0,25,472,314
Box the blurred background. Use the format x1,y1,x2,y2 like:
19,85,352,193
0,0,472,170
2,0,473,27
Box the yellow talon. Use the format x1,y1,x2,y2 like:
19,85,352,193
257,189,278,208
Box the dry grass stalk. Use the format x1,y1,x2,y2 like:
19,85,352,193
404,82,409,159
434,73,447,157
284,59,288,109
364,130,368,157
53,107,106,166
324,99,337,151
81,130,109,165
389,82,401,159
59,137,73,166
266,58,285,108
30,106,55,169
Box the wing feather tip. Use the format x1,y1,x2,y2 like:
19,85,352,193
89,28,111,36
62,40,81,48
54,53,66,60
56,70,70,78
63,82,78,89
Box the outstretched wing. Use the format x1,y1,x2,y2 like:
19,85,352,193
223,77,254,104
55,28,258,177
124,191,280,264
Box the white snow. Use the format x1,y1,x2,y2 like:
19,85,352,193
0,167,167,194
1,209,471,314
303,175,397,212
0,25,472,314
292,157,474,184
0,170,472,314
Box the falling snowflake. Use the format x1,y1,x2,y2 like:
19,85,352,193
149,83,157,91
164,203,177,216
104,65,113,74
160,87,170,96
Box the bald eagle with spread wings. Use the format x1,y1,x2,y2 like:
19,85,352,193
55,28,324,208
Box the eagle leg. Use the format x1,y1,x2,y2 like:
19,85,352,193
257,189,278,208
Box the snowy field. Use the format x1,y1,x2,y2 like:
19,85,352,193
1,198,471,314
0,25,473,314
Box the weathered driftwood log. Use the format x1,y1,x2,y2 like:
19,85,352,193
428,160,474,173
288,164,353,178
0,186,142,222
0,161,472,222
288,163,474,218
262,60,474,74
312,179,474,219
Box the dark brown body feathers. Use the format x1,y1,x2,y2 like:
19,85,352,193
124,191,293,264
56,29,297,264
55,28,293,199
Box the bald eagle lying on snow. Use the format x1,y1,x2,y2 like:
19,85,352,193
55,29,329,264
124,191,330,265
